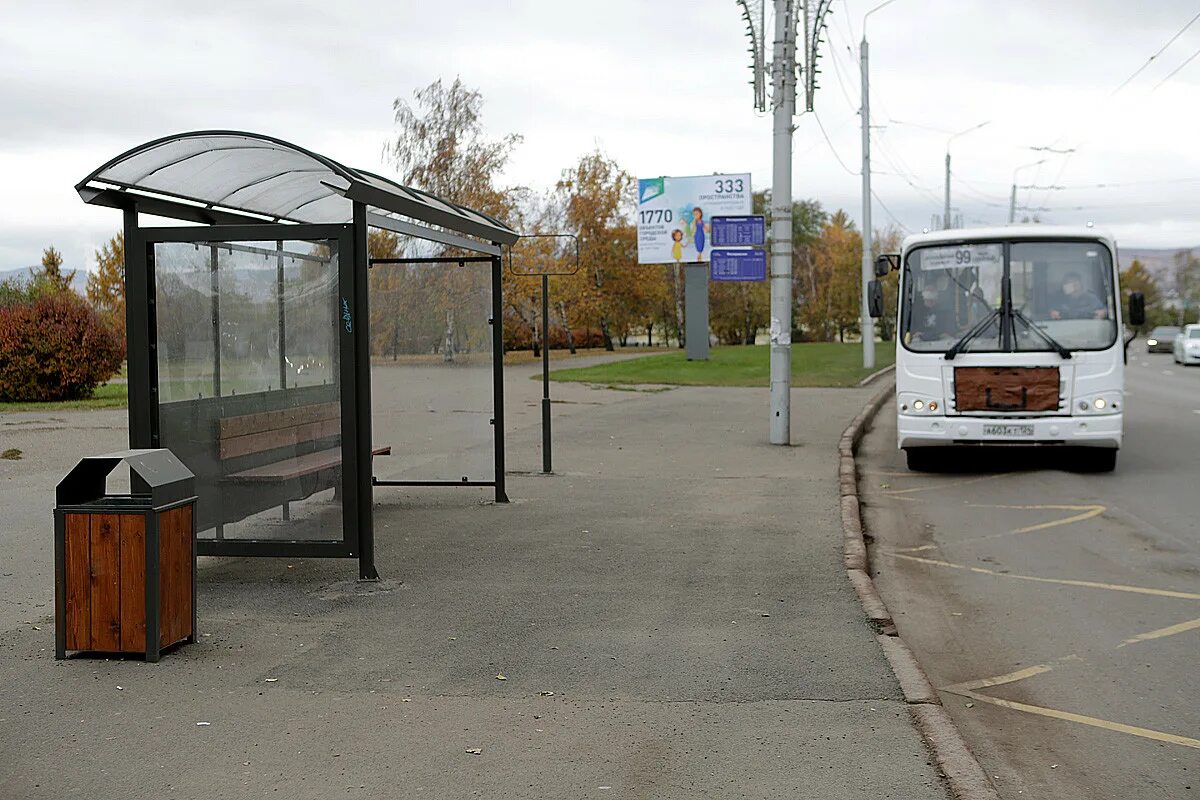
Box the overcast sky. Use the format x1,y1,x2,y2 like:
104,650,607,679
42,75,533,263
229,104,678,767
4,0,1200,272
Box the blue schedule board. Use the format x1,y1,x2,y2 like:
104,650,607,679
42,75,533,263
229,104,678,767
711,215,766,247
711,248,767,282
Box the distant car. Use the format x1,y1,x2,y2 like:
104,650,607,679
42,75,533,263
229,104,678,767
1174,324,1200,366
1146,325,1180,353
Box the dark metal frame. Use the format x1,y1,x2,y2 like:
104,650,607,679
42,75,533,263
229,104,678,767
134,221,376,571
82,131,520,579
368,254,508,503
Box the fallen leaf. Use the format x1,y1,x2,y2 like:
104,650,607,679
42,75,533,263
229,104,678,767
495,674,507,681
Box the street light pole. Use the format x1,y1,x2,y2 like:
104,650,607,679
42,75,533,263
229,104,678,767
1008,158,1046,223
860,36,874,369
943,121,989,230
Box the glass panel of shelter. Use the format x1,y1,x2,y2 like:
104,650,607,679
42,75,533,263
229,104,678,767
153,238,344,544
368,257,494,484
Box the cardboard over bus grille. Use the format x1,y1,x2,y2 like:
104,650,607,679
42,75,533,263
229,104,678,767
954,367,1059,413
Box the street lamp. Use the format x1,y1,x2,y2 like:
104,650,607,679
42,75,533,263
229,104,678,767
1009,159,1046,223
859,0,904,370
944,121,990,229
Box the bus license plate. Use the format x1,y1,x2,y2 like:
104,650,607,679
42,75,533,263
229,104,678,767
983,424,1034,437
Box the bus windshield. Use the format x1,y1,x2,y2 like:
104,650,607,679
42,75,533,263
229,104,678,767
901,240,1117,354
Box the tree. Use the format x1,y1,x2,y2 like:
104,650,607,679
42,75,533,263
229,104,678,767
871,225,904,341
385,77,521,360
555,150,639,352
87,233,125,338
796,210,860,342
1119,258,1165,332
1174,250,1200,325
37,246,75,294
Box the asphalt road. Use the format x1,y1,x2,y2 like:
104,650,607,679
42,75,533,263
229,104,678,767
860,350,1200,799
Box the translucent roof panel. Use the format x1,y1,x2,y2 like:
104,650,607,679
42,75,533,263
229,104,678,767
77,130,518,244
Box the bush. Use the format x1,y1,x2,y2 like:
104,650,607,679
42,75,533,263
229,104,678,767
0,290,124,401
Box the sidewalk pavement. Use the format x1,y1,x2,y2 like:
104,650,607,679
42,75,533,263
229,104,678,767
0,367,946,799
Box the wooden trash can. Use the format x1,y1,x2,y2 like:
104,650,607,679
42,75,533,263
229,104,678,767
54,449,196,662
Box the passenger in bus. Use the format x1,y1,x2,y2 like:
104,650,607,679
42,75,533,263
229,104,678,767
912,287,955,340
1048,272,1106,320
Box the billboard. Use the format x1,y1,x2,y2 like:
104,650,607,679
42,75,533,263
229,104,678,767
636,173,752,264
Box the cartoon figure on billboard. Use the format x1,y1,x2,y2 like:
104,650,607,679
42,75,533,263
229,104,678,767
684,207,710,262
671,229,684,262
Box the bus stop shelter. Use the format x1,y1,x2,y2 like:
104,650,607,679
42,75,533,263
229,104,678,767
76,131,519,579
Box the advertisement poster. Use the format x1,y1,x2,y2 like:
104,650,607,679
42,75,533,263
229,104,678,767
636,173,752,264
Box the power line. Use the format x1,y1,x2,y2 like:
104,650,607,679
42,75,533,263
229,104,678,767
813,112,860,176
1111,9,1200,95
870,189,911,233
1152,43,1200,91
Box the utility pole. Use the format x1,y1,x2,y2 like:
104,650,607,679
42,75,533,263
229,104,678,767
769,0,796,445
739,0,833,444
1009,159,1046,223
943,152,952,230
943,121,989,230
859,36,874,369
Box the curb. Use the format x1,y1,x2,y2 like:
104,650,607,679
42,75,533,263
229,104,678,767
840,381,1000,800
857,362,896,388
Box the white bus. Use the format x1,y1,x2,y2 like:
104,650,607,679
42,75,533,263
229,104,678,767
868,226,1145,472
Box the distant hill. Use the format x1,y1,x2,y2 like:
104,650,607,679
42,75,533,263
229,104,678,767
0,266,89,295
1119,247,1199,293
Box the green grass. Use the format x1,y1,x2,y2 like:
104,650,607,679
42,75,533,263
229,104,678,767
548,343,894,388
0,382,128,412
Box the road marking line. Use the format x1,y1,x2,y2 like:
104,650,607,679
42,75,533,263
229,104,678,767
882,474,1002,496
887,552,1200,600
1118,616,1200,648
941,687,1200,750
964,502,1106,534
942,657,1079,694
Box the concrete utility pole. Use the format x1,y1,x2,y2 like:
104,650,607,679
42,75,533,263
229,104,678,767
858,0,903,371
1008,158,1046,223
769,0,796,446
943,121,989,230
859,36,874,370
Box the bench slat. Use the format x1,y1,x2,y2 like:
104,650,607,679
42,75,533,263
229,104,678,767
218,402,340,440
219,417,341,460
225,446,391,483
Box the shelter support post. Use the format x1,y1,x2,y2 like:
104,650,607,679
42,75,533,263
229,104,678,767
352,202,378,580
124,207,155,449
542,273,551,474
492,250,509,502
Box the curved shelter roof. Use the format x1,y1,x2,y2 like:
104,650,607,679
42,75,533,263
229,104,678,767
76,130,518,247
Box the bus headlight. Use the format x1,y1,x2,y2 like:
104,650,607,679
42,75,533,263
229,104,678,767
899,394,944,415
1077,393,1120,415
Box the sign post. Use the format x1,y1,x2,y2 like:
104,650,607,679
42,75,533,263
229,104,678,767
507,234,580,474
636,174,752,360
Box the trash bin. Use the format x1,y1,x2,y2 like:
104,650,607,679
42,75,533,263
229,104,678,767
54,449,196,662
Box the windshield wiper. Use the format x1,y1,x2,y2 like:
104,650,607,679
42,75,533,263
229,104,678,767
1012,308,1072,358
944,308,1001,360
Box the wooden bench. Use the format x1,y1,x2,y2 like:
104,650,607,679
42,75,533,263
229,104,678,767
217,402,389,521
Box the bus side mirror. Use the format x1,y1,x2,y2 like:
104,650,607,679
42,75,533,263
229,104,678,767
868,280,884,318
874,253,899,277
1128,291,1145,327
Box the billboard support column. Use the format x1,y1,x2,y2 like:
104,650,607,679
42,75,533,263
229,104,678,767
769,0,796,446
684,265,710,360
